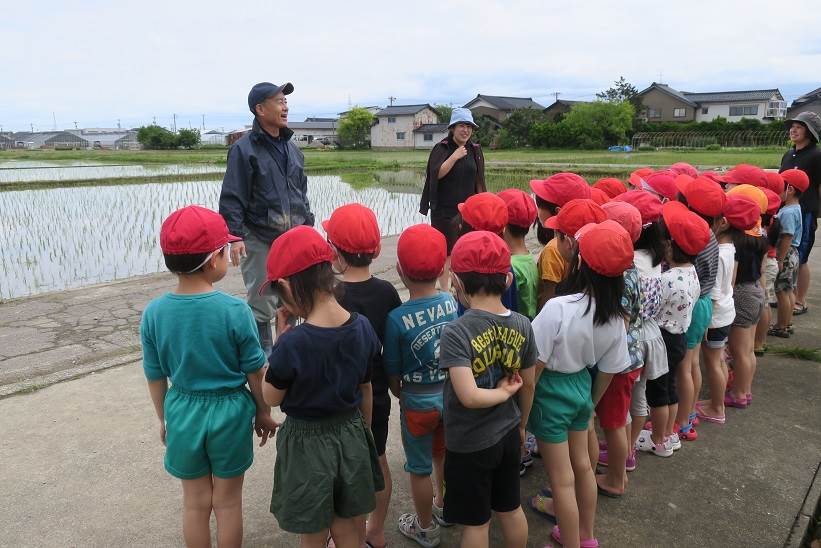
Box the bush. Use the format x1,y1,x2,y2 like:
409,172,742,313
338,107,374,149
638,144,656,151
560,101,635,149
705,143,722,150
137,125,179,149
177,128,200,149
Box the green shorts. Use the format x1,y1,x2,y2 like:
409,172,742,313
164,385,255,480
270,409,385,534
685,295,713,349
528,369,593,444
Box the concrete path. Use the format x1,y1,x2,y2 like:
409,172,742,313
1,237,819,547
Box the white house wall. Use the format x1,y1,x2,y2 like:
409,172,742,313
413,130,448,149
694,101,769,122
371,108,439,149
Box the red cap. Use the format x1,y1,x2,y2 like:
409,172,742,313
722,196,761,231
700,170,724,184
612,190,663,225
781,168,810,192
593,177,627,198
662,201,711,256
458,192,508,234
497,188,537,228
722,164,768,188
529,172,591,206
160,205,241,255
321,203,380,254
670,162,699,178
261,226,334,292
544,198,607,236
628,167,653,188
677,175,727,218
764,171,785,196
602,201,642,243
589,187,610,205
397,224,446,280
762,188,782,216
451,230,511,274
577,220,634,277
644,170,679,200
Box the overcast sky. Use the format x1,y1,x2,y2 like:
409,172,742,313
2,0,820,132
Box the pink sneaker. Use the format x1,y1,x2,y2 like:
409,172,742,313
598,449,609,467
626,450,637,472
551,525,600,548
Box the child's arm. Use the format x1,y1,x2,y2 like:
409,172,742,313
449,367,523,409
516,366,536,445
359,382,373,427
247,368,279,447
591,371,615,406
537,280,557,310
262,378,287,408
146,378,168,445
776,234,793,271
388,375,401,399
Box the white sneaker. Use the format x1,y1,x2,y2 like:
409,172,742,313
667,432,682,451
635,431,673,457
431,501,452,527
398,513,440,547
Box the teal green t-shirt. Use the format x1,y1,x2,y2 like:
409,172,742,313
140,291,266,391
511,254,539,320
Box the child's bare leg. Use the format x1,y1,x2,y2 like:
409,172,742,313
300,530,330,548
365,455,391,547
460,521,490,548
776,290,792,329
691,347,702,417
432,452,445,508
700,346,726,416
630,414,645,447
539,439,579,548
496,507,528,548
598,425,627,493
181,476,213,548
675,350,695,427
755,305,769,349
569,428,597,541
212,475,244,548
587,420,598,470
410,473,434,527
665,402,678,438
729,326,753,399
329,516,363,548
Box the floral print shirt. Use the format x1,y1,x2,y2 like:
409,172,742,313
622,266,644,372
656,265,701,335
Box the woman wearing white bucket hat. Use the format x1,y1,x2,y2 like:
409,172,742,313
419,107,487,290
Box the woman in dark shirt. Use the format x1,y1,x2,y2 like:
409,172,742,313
419,107,486,289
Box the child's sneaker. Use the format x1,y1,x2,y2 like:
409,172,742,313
636,431,673,457
431,501,452,528
625,450,637,472
598,449,609,467
678,423,698,441
398,513,440,547
667,432,682,451
525,432,539,456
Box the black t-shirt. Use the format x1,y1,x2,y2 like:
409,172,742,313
780,143,821,214
435,141,478,216
735,239,765,284
339,277,402,387
265,313,379,419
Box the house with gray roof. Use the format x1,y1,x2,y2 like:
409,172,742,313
463,94,545,123
543,99,590,121
371,104,439,150
787,86,821,118
289,119,339,146
10,131,89,149
637,82,786,123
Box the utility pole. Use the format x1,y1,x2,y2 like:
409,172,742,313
153,116,157,125
117,119,121,129
172,113,177,133
30,123,34,132
52,112,57,130
388,96,396,106
553,92,561,102
73,121,78,129
201,114,205,130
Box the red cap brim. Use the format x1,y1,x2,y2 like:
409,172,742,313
544,216,561,229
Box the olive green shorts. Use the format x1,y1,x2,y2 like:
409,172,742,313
270,410,385,534
164,385,255,480
528,369,593,444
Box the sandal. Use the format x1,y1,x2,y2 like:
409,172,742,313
767,326,791,338
528,493,557,521
695,402,726,424
551,525,600,548
793,304,808,316
724,391,748,409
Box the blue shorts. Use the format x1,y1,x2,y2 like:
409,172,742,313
400,388,445,476
798,211,817,265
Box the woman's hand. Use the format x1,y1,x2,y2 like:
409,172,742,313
451,146,468,161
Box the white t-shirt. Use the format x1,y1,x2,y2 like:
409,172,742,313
656,265,700,334
710,243,736,328
531,293,630,375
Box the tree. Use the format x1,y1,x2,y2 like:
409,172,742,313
137,125,178,149
560,101,635,149
177,128,200,149
337,107,374,149
597,76,644,129
497,109,548,148
433,104,453,124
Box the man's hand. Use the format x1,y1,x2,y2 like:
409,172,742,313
255,411,280,447
230,241,246,266
159,422,167,446
451,146,468,161
497,372,523,397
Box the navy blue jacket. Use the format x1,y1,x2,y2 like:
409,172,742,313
219,120,314,242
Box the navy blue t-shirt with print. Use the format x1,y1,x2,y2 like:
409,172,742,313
264,313,379,420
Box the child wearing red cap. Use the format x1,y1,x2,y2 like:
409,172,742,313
439,231,537,548
637,203,707,457
529,221,633,548
324,204,401,548
383,224,458,547
754,188,783,355
141,206,278,547
498,189,539,320
260,226,384,547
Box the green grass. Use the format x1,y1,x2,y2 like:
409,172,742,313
768,345,821,363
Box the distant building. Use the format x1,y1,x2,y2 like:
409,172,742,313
370,104,439,150
543,99,589,121
227,126,252,146
67,129,139,150
0,133,12,150
413,123,449,149
200,130,228,146
289,119,339,146
10,131,89,149
637,83,786,123
787,87,821,119
463,94,545,123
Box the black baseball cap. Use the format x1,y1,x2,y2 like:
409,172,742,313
248,82,294,114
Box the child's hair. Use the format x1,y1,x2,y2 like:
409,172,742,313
336,248,375,267
634,222,665,267
562,261,626,325
535,220,553,245
677,193,716,226
273,262,338,314
788,185,803,198
534,196,559,216
506,223,529,239
456,271,507,296
732,231,768,257
164,249,223,274
658,220,697,264
766,216,782,248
